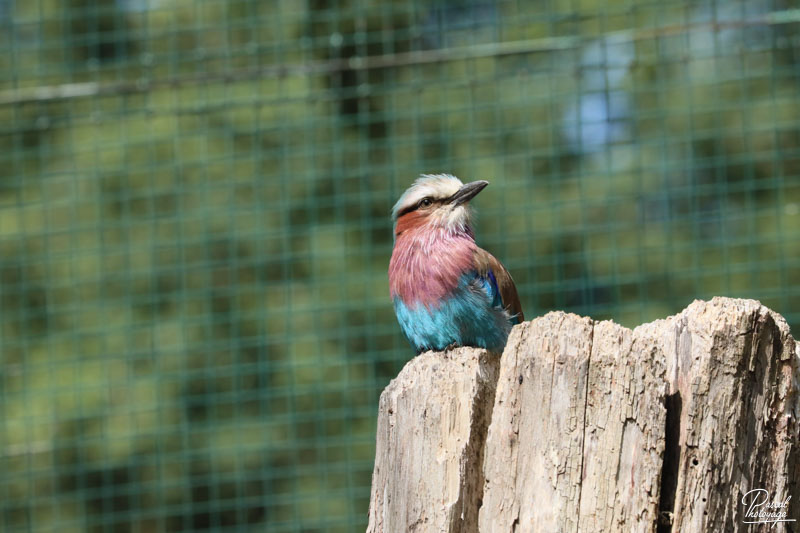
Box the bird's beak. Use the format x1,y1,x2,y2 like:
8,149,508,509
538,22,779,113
449,180,489,206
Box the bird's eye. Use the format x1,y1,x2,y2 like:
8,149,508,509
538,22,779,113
420,198,433,207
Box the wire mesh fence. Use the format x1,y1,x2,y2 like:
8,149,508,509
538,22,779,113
1,1,799,532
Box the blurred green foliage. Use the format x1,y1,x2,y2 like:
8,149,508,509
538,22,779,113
1,0,799,531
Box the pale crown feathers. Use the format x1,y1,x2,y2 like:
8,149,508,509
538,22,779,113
391,174,463,220
391,174,476,233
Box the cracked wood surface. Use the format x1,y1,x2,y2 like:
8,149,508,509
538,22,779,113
659,298,799,533
479,313,667,533
367,298,799,533
365,347,499,533
479,311,595,532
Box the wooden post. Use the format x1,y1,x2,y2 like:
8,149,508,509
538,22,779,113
479,313,667,532
658,299,799,533
366,347,499,533
366,298,799,532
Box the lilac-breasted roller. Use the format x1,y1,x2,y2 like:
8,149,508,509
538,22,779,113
389,174,524,354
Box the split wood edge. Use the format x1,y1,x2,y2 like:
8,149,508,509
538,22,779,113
366,297,800,533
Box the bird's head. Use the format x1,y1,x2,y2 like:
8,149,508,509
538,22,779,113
391,174,488,237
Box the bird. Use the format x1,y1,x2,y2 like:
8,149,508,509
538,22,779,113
389,174,524,354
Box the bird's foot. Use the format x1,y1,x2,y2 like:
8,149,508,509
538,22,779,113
443,342,460,352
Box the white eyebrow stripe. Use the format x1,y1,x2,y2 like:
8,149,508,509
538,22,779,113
392,174,463,219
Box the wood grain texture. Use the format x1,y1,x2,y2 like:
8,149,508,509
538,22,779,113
658,298,799,533
578,318,667,532
479,313,667,533
366,347,499,533
478,311,594,533
367,298,799,533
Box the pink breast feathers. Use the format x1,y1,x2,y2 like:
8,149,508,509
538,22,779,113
389,227,477,308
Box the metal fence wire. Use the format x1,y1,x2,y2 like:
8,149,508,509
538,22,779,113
1,0,799,532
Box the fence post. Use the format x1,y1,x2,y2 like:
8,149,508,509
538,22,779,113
366,298,799,532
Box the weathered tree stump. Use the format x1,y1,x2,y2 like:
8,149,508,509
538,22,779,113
658,299,798,533
366,347,499,533
366,298,799,533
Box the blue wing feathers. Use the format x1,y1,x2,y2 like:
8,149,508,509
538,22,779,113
472,247,524,323
483,270,502,307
